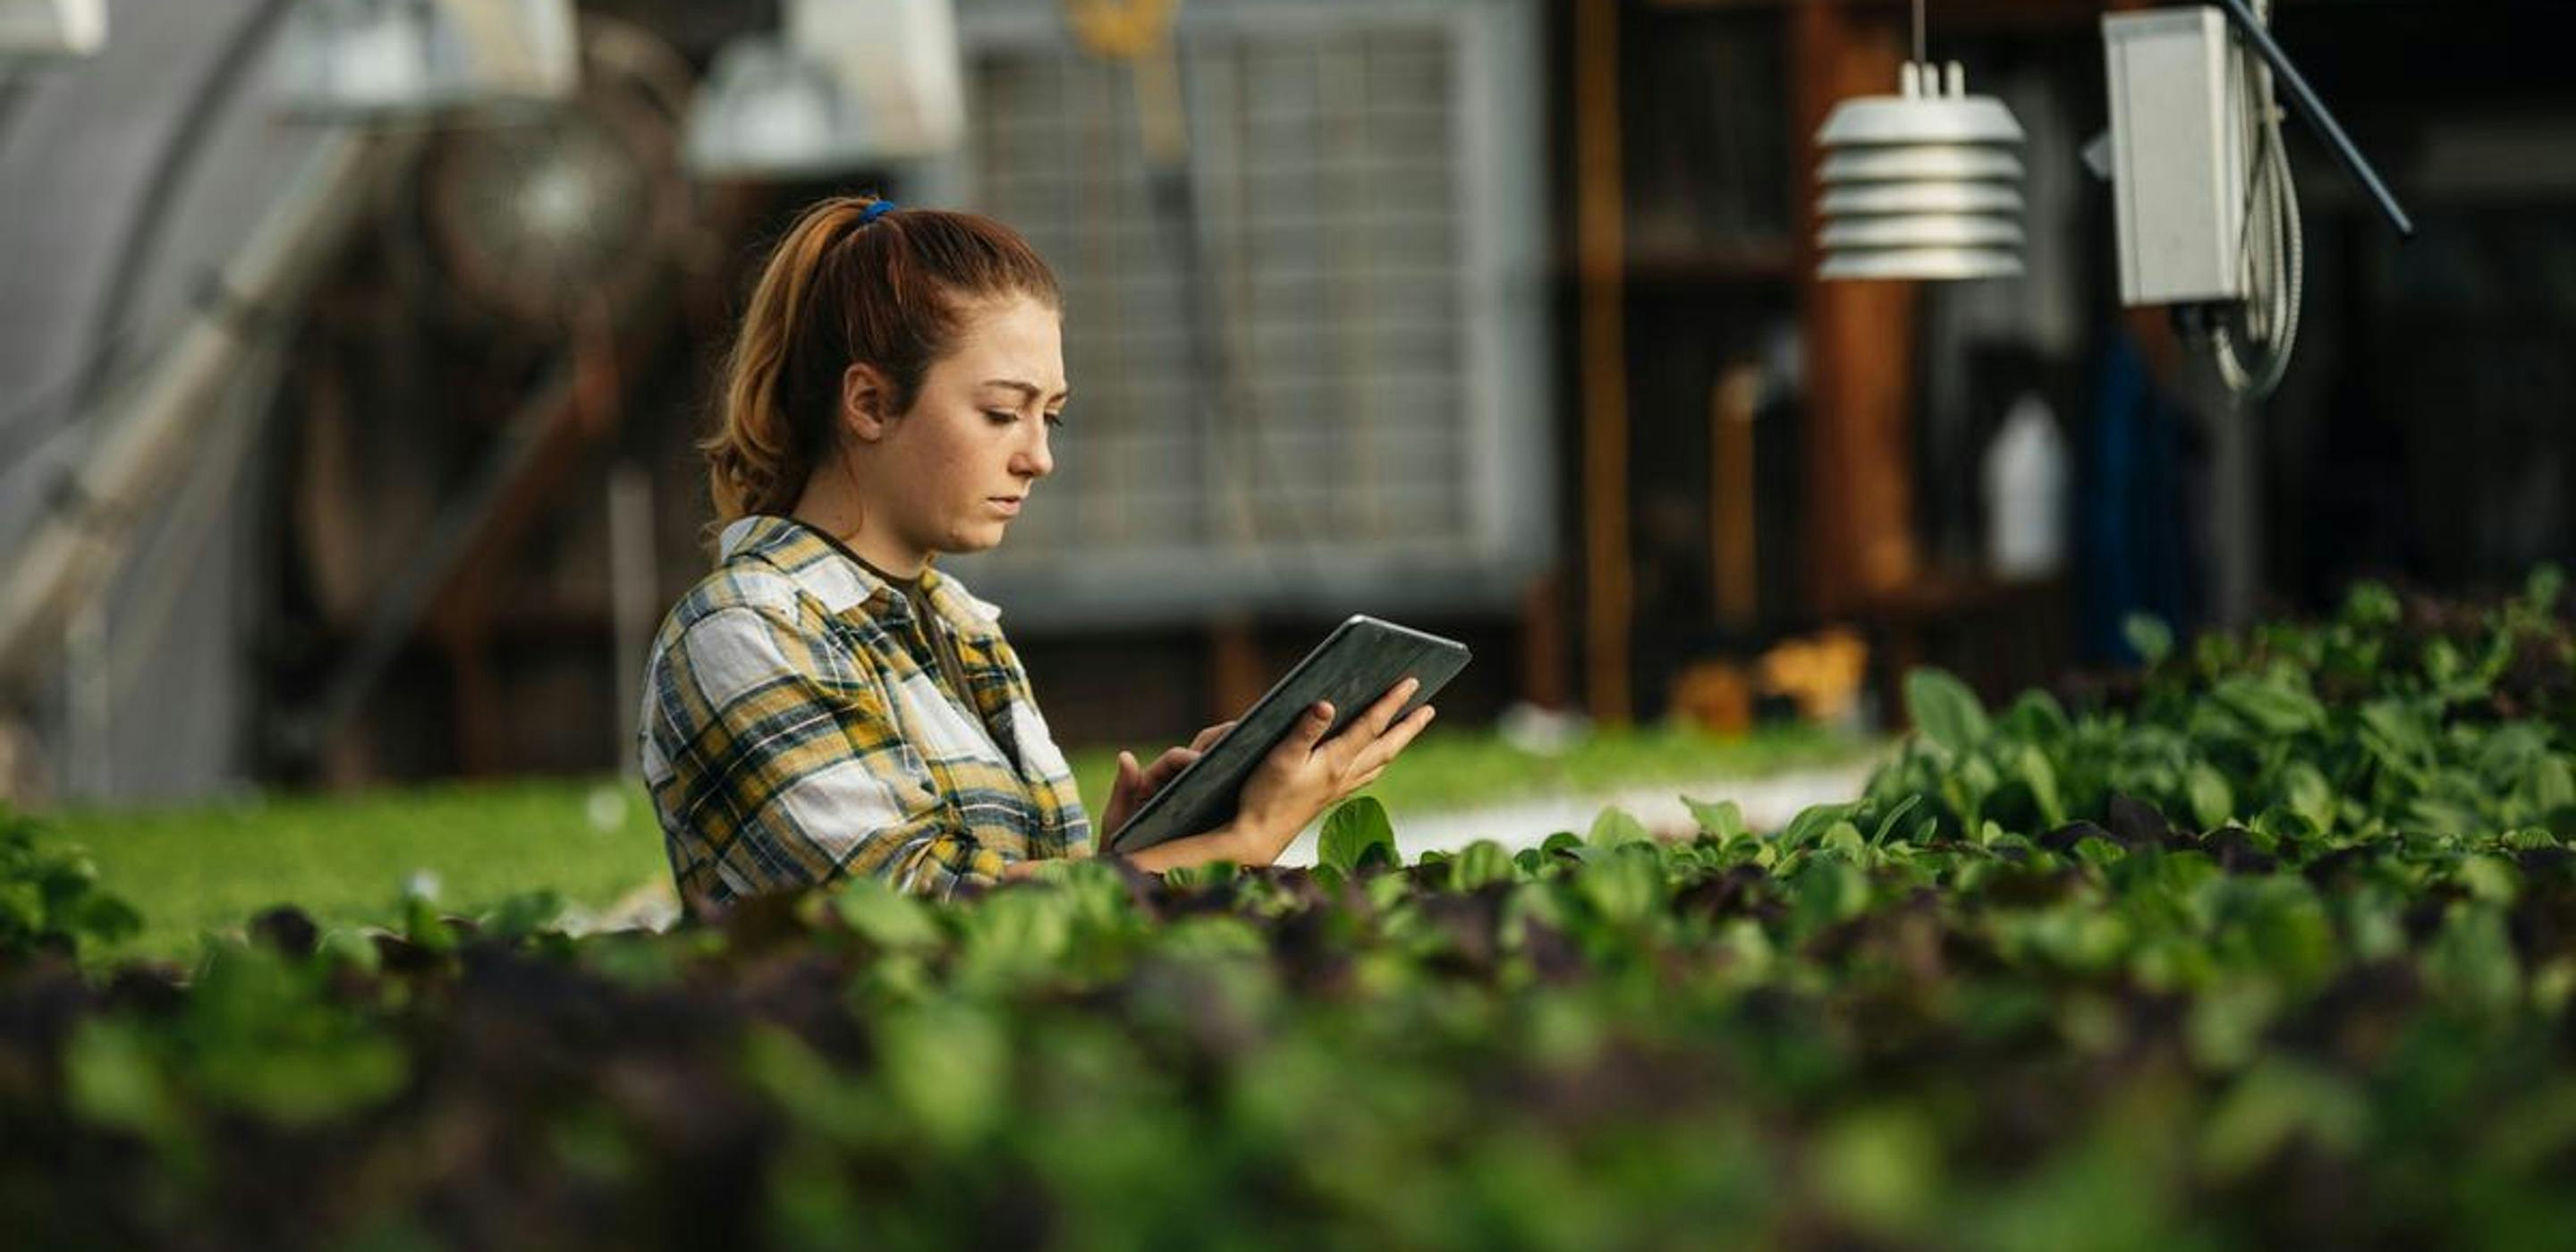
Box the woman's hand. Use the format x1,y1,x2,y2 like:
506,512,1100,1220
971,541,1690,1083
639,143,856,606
1097,720,1235,839
1227,678,1436,866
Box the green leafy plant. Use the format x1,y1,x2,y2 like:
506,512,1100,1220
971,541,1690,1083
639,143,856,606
0,808,140,962
5,576,2575,1248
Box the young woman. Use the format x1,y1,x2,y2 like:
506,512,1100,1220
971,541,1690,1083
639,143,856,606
638,196,1435,913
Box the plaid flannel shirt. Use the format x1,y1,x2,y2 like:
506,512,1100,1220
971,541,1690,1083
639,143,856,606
639,515,1091,911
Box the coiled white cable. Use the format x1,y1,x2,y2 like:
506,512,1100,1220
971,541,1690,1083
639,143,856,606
2214,0,2304,399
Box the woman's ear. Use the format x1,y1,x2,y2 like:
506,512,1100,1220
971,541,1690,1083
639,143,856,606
840,363,894,443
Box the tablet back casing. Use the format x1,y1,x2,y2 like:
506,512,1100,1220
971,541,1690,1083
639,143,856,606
1106,615,1469,855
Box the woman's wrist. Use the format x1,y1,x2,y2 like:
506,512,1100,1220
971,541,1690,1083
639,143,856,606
1114,815,1277,874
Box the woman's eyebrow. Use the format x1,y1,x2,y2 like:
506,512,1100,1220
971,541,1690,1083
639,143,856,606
980,378,1072,404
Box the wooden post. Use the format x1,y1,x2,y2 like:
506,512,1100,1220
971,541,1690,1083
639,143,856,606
1575,0,1632,724
1520,570,1569,710
1711,363,1762,630
1792,0,1920,620
1208,614,1265,728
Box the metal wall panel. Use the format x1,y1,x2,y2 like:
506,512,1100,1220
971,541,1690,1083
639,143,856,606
936,0,1551,629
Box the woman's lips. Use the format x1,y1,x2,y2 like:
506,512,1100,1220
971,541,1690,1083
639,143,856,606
987,496,1024,517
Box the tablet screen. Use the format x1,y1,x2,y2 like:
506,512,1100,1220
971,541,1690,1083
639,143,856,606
1105,614,1470,855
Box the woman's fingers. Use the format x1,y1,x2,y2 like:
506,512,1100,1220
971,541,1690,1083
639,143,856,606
1327,679,1420,768
1365,679,1419,734
1290,702,1335,754
1188,720,1236,753
1348,704,1436,778
1140,746,1200,791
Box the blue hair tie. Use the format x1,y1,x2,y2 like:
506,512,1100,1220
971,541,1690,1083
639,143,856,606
859,199,897,225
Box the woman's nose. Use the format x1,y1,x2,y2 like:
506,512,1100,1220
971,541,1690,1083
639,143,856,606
1013,426,1055,479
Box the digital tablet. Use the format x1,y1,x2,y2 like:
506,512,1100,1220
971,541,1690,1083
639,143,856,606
1106,614,1470,856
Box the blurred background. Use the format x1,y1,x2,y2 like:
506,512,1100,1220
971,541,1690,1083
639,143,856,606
2,0,2572,809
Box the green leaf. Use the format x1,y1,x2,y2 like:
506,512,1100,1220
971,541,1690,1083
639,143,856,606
72,892,141,947
2529,563,2567,615
2185,762,2234,832
1782,801,1861,850
2533,756,2576,814
1794,859,1872,931
1682,796,1747,842
1810,1107,1942,1233
2199,1061,2369,1182
878,1000,1007,1148
2424,639,2465,689
1904,668,1989,757
2016,747,2066,828
1318,797,1399,874
1587,806,1653,850
480,890,566,942
1451,840,1517,892
2187,980,2282,1071
1998,689,2072,740
2341,581,2402,628
1820,822,1868,860
64,1019,177,1138
1574,847,1665,925
2358,699,2432,770
2214,675,2326,737
1869,794,1924,847
2123,613,2176,666
2456,856,2522,905
2425,905,2521,1014
2279,762,2335,833
2406,795,2483,837
835,878,944,951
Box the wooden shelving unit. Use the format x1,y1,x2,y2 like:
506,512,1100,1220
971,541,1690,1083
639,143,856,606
1565,0,2121,725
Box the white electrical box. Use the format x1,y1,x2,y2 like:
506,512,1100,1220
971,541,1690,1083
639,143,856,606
2104,7,2249,306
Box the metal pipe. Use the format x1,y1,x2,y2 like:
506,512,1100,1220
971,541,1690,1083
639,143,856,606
0,131,399,689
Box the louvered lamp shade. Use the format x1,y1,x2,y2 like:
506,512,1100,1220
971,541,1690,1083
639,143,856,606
272,0,579,119
1816,62,2025,281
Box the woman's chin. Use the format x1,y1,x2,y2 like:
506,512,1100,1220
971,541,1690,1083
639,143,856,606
945,523,1011,554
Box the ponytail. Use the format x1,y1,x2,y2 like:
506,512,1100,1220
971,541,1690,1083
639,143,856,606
700,195,1063,522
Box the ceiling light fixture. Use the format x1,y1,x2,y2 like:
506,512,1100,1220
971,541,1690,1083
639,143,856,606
0,0,104,64
272,0,579,121
682,0,965,180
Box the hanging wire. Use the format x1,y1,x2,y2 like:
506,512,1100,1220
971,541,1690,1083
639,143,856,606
1913,0,1927,65
2214,0,2304,399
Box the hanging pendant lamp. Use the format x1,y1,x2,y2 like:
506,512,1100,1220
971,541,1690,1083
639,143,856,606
682,0,963,180
1814,1,2025,282
272,0,580,120
0,0,106,63
683,35,869,177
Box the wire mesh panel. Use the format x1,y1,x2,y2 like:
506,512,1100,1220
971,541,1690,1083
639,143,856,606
943,0,1546,627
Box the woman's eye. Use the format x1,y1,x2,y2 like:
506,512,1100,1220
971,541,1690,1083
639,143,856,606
1044,411,1066,429
983,410,1018,425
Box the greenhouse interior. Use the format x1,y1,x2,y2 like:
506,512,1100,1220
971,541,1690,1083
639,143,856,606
4,0,2575,1245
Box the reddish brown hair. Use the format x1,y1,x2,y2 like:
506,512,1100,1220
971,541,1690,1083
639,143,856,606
702,195,1063,520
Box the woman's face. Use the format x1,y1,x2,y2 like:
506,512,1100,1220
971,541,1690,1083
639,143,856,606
858,292,1065,566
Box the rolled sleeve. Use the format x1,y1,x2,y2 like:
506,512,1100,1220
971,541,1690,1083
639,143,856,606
646,605,1013,909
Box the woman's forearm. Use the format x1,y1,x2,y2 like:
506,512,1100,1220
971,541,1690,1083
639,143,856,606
1113,817,1278,875
986,816,1285,884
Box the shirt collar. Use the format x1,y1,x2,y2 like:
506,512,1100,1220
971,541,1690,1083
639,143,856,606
717,514,1005,639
